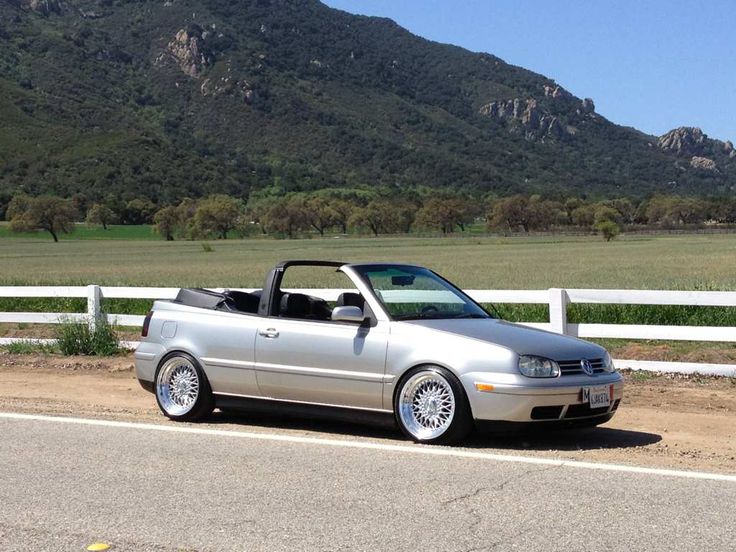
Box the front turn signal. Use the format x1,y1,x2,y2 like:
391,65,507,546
474,382,494,393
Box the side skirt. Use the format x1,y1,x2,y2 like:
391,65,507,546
214,394,397,429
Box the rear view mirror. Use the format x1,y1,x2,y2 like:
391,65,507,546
332,306,365,323
391,275,415,286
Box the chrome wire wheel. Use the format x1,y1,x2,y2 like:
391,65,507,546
156,356,201,417
398,371,456,441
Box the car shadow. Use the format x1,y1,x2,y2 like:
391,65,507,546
205,409,662,451
205,409,404,441
465,426,662,451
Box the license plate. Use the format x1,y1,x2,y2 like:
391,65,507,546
582,385,611,408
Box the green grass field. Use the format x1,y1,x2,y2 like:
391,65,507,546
2,232,736,289
0,223,159,241
2,232,736,326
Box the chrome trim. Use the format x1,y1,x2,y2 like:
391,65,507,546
213,391,393,414
254,361,391,382
202,357,254,369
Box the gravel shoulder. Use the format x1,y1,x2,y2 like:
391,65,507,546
0,352,734,474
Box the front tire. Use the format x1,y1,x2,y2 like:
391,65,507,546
155,352,214,422
394,366,472,445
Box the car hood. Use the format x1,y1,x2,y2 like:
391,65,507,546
404,318,606,360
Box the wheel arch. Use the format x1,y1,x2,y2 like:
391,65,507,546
156,347,205,372
391,361,472,415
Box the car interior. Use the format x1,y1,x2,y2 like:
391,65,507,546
173,288,367,322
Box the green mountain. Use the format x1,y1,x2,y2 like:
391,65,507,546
1,0,735,204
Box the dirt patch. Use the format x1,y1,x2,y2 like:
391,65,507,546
0,353,734,474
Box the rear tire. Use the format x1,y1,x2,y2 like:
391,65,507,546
154,352,214,422
394,366,473,445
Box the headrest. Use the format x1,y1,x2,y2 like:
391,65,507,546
336,292,365,309
280,293,311,317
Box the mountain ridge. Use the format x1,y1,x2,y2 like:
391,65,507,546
1,0,734,203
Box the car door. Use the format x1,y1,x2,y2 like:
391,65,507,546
254,318,390,411
195,310,261,397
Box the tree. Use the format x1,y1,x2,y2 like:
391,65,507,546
593,206,621,225
487,195,532,232
571,204,597,228
304,196,336,236
487,195,560,232
349,200,406,236
124,198,157,225
415,198,459,234
6,194,32,221
153,206,181,241
262,196,307,238
245,197,279,235
191,195,244,239
446,197,479,232
605,198,636,224
8,195,75,242
70,193,89,220
86,204,117,230
595,220,620,241
326,198,354,234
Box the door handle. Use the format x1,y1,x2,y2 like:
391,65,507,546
259,328,279,339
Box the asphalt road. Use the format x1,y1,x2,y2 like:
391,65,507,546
1,414,735,552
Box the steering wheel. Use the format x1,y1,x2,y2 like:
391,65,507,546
420,305,439,315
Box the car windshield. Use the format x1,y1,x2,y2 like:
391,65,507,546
353,265,491,321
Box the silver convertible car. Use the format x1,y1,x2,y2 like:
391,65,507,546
135,260,623,444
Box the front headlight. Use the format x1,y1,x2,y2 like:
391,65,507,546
518,355,560,378
602,351,616,373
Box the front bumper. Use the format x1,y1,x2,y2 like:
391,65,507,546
462,372,624,425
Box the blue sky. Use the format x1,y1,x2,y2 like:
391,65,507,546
322,0,735,143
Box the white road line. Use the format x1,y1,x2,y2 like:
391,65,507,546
1,411,735,483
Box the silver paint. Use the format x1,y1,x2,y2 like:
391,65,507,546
135,263,624,424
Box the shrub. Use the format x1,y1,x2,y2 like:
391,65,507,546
3,340,57,354
594,220,621,241
55,317,121,356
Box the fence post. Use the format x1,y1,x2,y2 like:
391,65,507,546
548,288,568,335
87,284,102,331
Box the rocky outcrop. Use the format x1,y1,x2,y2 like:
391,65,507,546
479,83,596,141
25,0,61,15
724,141,735,159
479,98,566,141
543,84,572,99
690,156,718,171
658,127,706,156
165,25,213,77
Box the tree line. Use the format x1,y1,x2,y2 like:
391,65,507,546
4,191,736,242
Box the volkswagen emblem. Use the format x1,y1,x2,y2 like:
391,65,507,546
580,359,594,376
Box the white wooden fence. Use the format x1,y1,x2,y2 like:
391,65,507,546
1,285,735,376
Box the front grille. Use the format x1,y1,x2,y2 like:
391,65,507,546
558,358,606,376
530,405,564,420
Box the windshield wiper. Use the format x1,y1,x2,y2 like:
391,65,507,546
393,313,437,321
451,313,489,319
394,312,488,321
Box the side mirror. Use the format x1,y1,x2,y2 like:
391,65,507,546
331,305,365,323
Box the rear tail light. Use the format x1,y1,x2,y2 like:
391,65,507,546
141,311,153,337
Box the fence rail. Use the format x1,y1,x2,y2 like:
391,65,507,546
1,285,735,376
